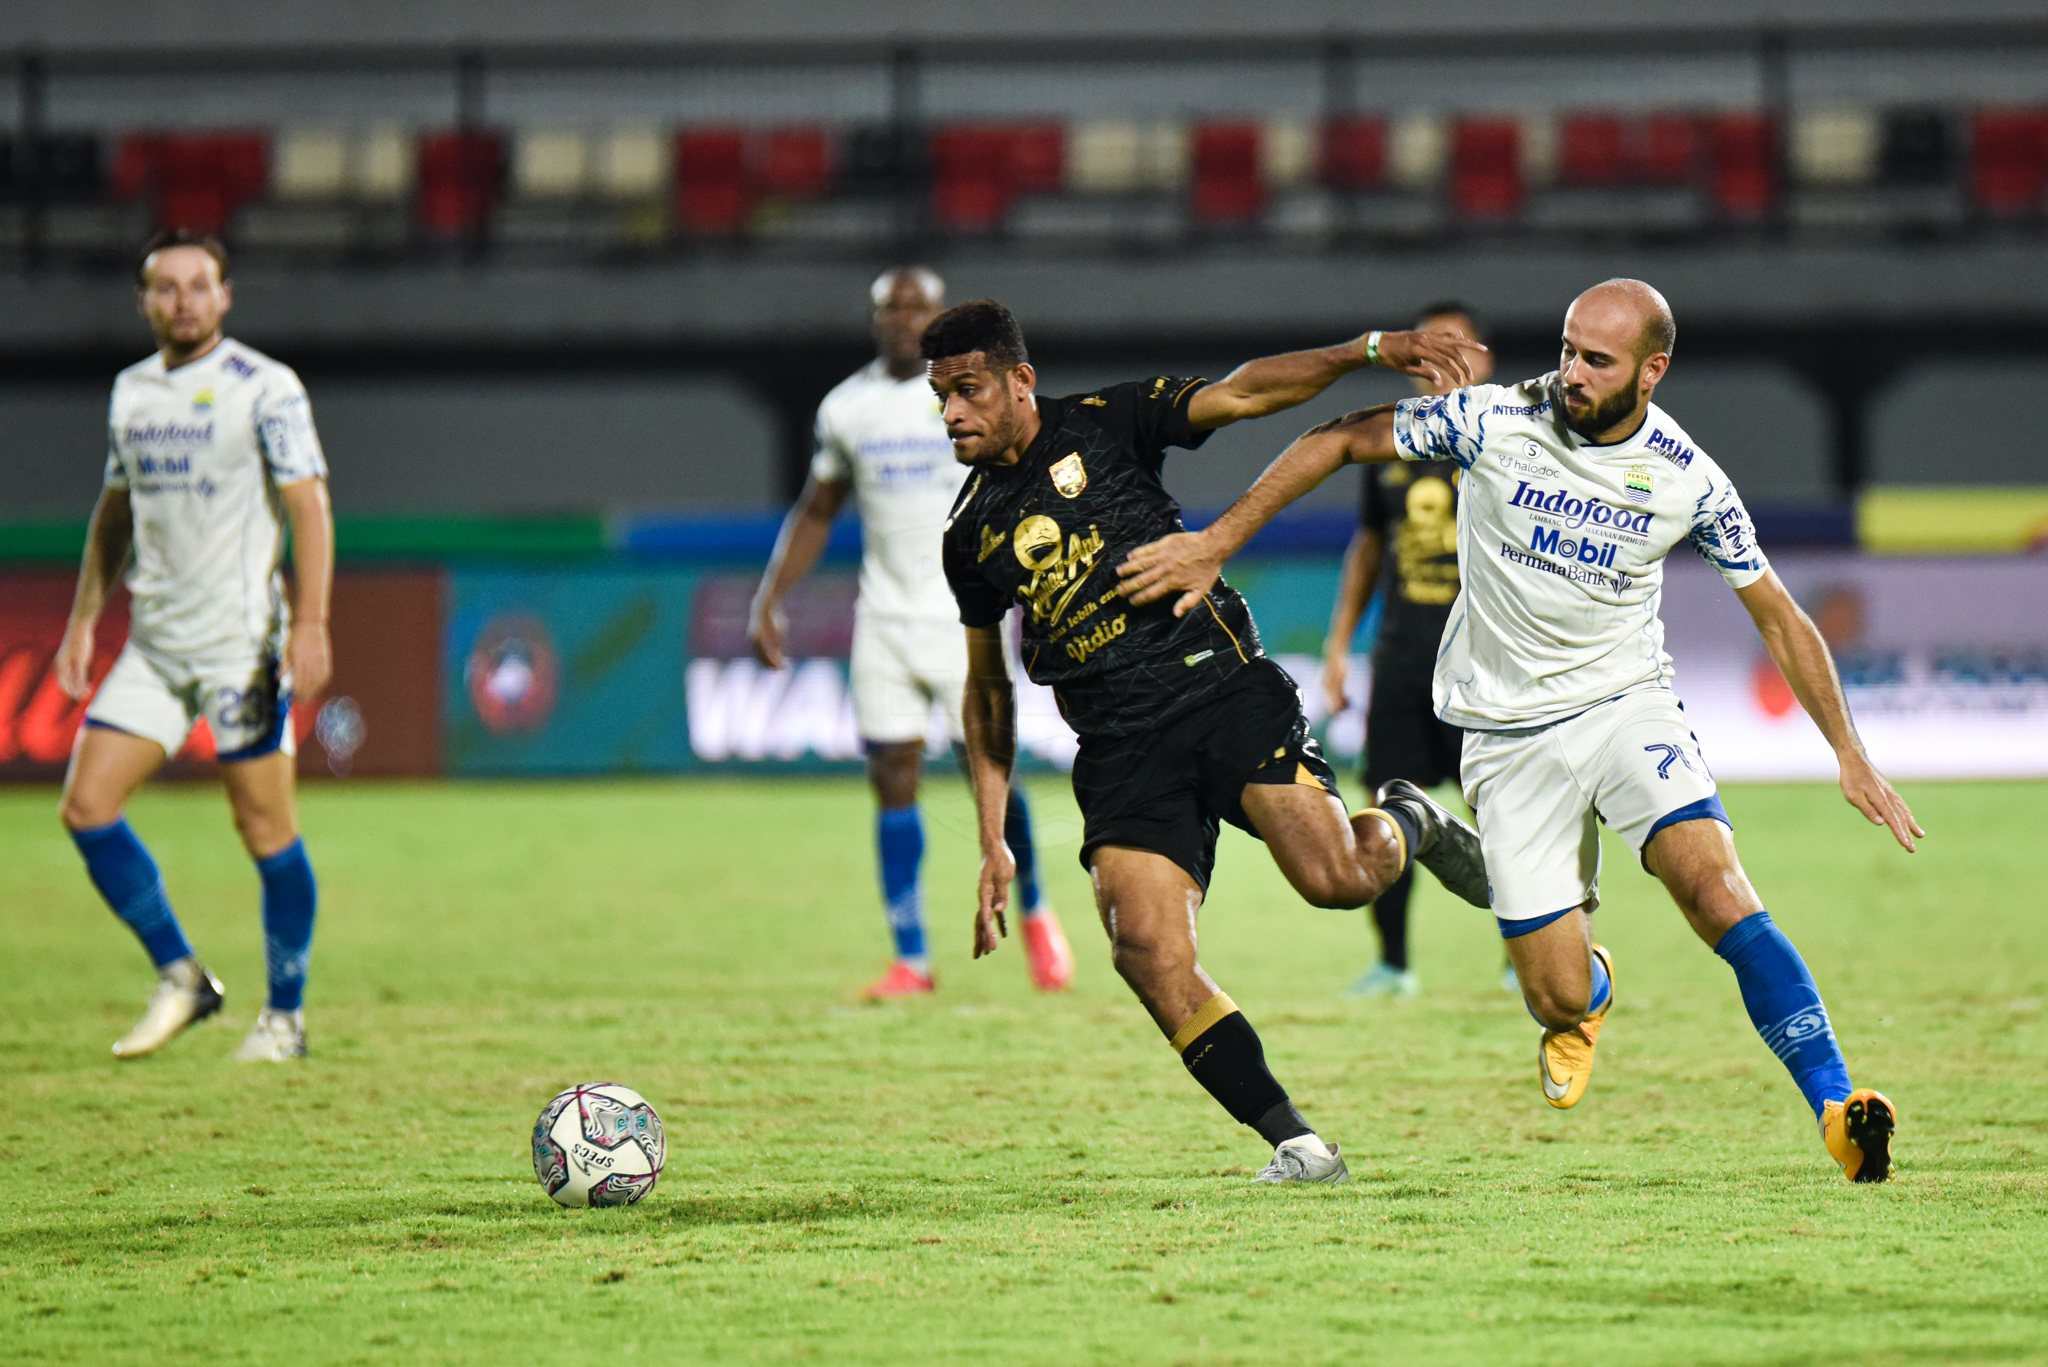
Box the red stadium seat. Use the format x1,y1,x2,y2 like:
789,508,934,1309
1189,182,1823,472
417,131,505,237
1640,115,1700,184
1971,109,2048,214
1319,116,1385,190
1007,125,1065,194
674,128,752,233
1451,118,1522,217
931,125,1013,231
1191,122,1263,223
112,132,271,234
1559,114,1627,186
1709,114,1777,217
760,127,831,197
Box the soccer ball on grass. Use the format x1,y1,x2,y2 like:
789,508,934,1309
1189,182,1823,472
531,1082,665,1207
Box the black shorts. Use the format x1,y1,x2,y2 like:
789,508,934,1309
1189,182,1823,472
1362,653,1464,792
1071,657,1341,893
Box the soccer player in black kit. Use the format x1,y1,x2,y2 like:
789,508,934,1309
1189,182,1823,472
1319,303,1505,999
928,300,1492,1182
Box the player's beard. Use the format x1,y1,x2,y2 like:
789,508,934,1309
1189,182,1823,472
1558,370,1644,438
957,401,1025,465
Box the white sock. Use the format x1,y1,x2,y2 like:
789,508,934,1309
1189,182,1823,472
900,956,930,975
1278,1131,1334,1159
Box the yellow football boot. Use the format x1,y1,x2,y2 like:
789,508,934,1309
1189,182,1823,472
1538,944,1615,1110
1822,1088,1897,1182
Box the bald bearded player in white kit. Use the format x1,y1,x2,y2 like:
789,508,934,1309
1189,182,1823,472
1117,279,1916,1183
751,267,1073,998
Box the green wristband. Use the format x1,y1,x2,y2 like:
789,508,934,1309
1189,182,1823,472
1365,330,1383,367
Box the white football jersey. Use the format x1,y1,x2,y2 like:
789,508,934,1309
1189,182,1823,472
104,337,327,663
1393,373,1768,731
810,359,966,623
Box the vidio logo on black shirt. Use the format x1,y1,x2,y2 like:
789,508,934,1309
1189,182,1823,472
942,378,1264,738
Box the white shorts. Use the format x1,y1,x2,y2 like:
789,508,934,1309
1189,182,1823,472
1460,689,1726,930
86,643,296,762
850,613,966,747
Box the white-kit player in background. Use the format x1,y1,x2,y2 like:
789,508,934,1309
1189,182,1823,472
54,230,334,1063
1116,278,1919,1183
750,267,1074,999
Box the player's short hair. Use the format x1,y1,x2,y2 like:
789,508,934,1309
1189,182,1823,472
1417,299,1486,341
137,229,229,287
871,265,945,309
920,299,1029,372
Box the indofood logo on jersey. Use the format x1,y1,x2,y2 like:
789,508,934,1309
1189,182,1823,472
1507,482,1654,534
124,421,212,446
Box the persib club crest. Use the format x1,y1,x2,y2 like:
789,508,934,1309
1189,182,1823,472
1624,464,1656,505
1049,452,1088,498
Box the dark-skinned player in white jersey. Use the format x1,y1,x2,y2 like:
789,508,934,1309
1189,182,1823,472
929,300,1492,1183
1118,279,1913,1183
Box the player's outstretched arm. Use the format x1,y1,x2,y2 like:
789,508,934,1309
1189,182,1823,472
1187,331,1485,430
1119,404,1400,616
55,486,134,699
1320,527,1385,715
279,477,334,700
1735,570,1924,852
961,624,1018,958
748,474,851,669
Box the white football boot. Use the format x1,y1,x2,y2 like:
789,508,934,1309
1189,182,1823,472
234,1008,307,1062
1254,1136,1350,1184
112,957,225,1059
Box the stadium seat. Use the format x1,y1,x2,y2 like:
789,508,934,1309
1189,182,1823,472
759,127,831,197
273,128,351,200
113,133,269,234
1191,122,1263,223
1709,114,1777,217
1068,119,1142,193
1791,108,1879,185
1450,118,1522,218
1319,116,1385,190
1262,119,1314,190
1387,112,1447,189
593,127,668,200
416,131,506,237
514,130,589,199
1971,109,2048,214
352,125,415,200
1640,114,1699,184
1009,125,1065,195
1879,109,1952,185
931,126,1013,231
674,128,752,232
1558,114,1627,186
839,123,923,196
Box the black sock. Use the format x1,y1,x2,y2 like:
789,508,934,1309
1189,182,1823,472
1382,808,1421,875
1174,998,1304,1142
1372,866,1415,971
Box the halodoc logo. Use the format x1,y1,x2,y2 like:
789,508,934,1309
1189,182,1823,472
1507,481,1653,535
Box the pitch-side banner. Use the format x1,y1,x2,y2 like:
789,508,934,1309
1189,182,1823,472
443,554,2046,780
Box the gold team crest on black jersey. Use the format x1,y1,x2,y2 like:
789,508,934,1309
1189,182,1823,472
1049,452,1088,498
978,525,1007,562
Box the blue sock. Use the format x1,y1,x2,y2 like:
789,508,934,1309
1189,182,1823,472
256,839,318,1012
71,819,193,968
876,806,926,963
1523,943,1611,1026
1714,911,1853,1120
1004,786,1043,916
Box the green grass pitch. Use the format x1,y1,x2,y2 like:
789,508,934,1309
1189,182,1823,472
3,775,2045,1365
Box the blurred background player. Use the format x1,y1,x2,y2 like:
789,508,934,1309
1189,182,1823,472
750,267,1072,999
54,230,333,1063
1319,302,1512,999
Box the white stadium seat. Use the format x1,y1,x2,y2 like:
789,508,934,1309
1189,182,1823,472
515,130,590,199
1262,118,1315,189
352,124,415,200
1793,108,1881,185
273,128,350,201
594,127,668,200
1388,112,1447,188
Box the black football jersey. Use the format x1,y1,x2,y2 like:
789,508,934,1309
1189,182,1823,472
1358,457,1462,667
941,377,1265,738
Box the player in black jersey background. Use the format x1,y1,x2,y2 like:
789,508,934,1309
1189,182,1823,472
927,299,1492,1182
1318,303,1513,999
